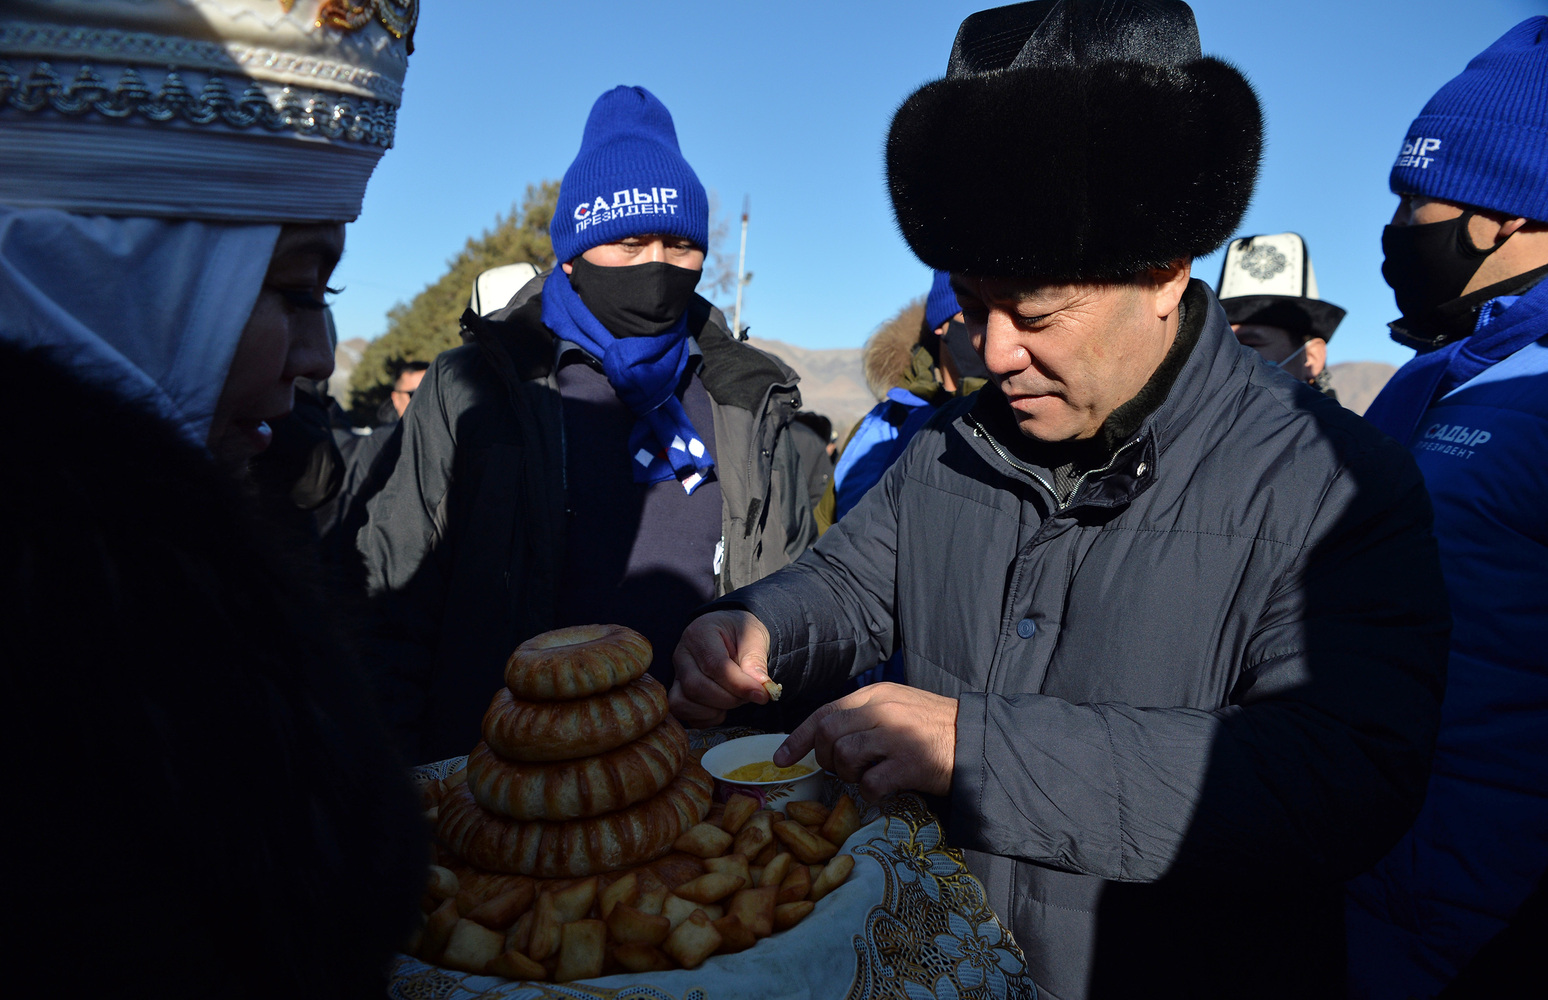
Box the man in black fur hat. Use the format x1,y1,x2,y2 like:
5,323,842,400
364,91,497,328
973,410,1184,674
668,3,1449,998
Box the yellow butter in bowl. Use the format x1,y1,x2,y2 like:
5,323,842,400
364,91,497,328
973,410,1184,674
725,760,816,783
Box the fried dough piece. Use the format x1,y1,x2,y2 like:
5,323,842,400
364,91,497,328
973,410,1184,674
728,886,776,939
674,822,733,858
440,920,505,974
607,903,671,946
773,820,839,864
820,794,862,848
466,883,536,930
811,855,855,901
663,911,722,969
784,800,829,826
554,920,607,982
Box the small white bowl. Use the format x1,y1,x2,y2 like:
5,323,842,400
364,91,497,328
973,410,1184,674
700,734,824,807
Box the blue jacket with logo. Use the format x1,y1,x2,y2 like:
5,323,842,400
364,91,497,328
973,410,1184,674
1346,287,1548,999
832,387,937,522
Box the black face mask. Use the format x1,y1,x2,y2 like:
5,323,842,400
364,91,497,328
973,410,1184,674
568,256,702,338
1381,212,1499,323
941,319,991,379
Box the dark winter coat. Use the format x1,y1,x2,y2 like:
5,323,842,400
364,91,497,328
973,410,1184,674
359,277,818,764
3,341,426,1000
712,281,1450,1000
320,417,403,591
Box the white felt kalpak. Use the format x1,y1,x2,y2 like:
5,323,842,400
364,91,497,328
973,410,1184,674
1217,232,1322,300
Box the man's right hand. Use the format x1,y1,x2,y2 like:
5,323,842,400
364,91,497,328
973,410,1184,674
668,611,775,727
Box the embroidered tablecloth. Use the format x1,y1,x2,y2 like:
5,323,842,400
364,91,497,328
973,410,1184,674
390,731,1037,1000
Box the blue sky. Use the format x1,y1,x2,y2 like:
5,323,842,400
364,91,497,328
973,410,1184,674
331,0,1544,367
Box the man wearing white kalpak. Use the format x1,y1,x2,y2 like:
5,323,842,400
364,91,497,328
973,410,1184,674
669,3,1449,998
1,3,428,995
1216,232,1346,399
360,86,820,766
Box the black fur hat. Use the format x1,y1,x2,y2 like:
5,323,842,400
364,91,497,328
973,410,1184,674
887,0,1263,281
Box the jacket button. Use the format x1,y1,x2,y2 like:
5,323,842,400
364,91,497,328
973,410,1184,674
1136,462,1149,476
1016,618,1036,638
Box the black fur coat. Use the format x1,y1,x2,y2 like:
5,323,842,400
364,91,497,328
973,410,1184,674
2,341,426,998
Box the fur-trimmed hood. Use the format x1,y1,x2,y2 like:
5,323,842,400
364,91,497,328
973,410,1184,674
862,298,926,400
886,0,1262,281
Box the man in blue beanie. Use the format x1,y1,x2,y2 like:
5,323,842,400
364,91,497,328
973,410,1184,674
358,86,820,764
1348,17,1548,999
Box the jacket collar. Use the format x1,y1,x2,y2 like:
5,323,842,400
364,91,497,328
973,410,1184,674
459,270,798,413
1145,280,1249,453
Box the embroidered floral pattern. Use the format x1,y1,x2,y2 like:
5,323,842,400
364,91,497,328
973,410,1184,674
1237,243,1289,282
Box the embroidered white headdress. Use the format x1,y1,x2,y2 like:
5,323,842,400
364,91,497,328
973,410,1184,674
0,1,416,222
1215,231,1347,342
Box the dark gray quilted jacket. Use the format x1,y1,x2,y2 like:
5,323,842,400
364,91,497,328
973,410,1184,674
714,281,1449,1000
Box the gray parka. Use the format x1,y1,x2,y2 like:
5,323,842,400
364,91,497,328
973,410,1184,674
713,282,1449,1000
359,276,817,764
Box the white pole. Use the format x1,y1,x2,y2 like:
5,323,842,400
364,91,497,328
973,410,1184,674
732,195,749,338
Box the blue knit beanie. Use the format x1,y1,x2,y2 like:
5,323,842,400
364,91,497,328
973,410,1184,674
924,269,960,330
1390,17,1548,221
551,86,709,264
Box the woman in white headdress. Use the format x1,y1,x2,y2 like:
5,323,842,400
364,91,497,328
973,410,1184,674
0,4,428,995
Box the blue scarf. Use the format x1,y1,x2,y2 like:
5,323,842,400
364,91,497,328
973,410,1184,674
1364,277,1548,446
540,267,715,493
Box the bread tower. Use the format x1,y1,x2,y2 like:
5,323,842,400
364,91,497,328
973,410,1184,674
438,625,713,877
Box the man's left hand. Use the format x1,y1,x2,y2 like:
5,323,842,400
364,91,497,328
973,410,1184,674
773,683,957,801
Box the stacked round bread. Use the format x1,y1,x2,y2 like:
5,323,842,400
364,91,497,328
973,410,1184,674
438,624,713,878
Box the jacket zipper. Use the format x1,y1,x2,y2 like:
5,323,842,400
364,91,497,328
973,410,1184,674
967,414,1060,504
966,414,1138,511
1058,440,1140,509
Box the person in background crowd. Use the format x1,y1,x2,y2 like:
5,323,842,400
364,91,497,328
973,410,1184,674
360,85,820,764
318,359,428,588
1216,232,1345,399
388,359,430,421
668,4,1449,998
0,3,426,997
789,410,836,512
341,359,429,511
820,269,989,532
1346,17,1548,999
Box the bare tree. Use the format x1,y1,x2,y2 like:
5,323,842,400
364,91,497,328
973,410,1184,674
700,190,741,310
